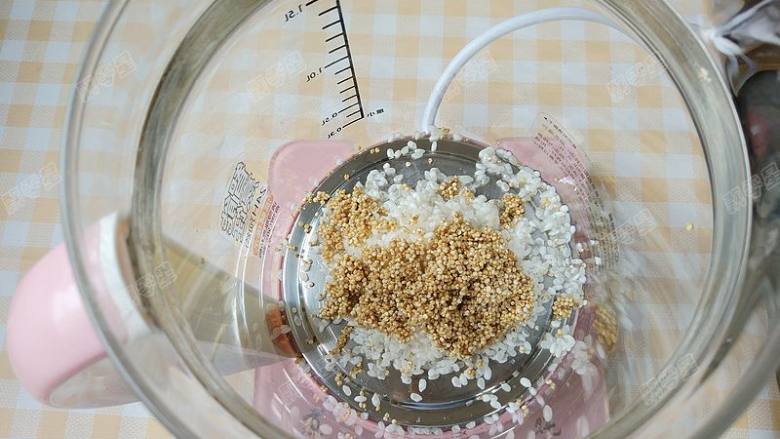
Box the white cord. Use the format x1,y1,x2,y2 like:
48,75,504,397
421,8,625,132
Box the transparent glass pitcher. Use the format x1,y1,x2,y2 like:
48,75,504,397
7,0,780,438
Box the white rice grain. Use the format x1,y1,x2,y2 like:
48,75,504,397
543,405,553,422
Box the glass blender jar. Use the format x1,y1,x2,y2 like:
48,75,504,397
7,0,780,437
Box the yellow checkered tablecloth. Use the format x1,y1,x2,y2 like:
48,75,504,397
0,1,171,437
0,0,778,438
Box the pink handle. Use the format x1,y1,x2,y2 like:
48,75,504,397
6,214,137,407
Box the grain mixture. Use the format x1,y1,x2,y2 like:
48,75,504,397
308,141,587,397
319,214,534,357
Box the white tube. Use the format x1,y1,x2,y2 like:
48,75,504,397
421,8,625,132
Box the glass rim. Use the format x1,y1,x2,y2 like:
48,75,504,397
61,0,771,437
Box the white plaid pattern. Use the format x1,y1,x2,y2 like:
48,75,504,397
0,0,777,437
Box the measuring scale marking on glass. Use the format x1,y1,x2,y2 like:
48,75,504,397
241,4,619,436
271,0,392,142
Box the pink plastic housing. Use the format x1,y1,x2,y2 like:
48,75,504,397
252,138,607,438
8,139,606,438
